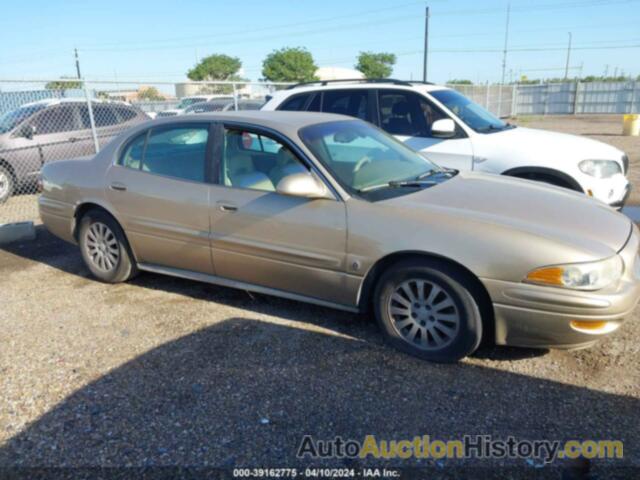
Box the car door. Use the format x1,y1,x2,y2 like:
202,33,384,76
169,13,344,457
31,104,90,164
376,89,474,171
208,124,350,307
105,122,214,274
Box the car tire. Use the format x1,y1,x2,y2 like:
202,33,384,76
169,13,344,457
78,209,138,283
373,259,483,363
0,165,14,204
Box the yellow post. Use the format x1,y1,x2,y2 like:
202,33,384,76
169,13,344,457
623,114,640,136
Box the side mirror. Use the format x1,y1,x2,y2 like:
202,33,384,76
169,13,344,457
276,172,333,199
431,119,456,138
20,124,36,140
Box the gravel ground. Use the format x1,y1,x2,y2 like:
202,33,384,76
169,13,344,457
0,227,639,476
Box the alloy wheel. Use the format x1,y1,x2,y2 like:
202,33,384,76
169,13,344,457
387,279,460,350
84,222,120,272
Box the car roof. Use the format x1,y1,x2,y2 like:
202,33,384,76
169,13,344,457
23,98,128,108
152,110,354,131
279,80,451,96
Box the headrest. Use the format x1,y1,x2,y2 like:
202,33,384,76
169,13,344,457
392,101,410,116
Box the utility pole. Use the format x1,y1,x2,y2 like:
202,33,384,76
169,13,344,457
422,6,430,82
498,2,510,116
74,48,82,79
500,2,511,86
564,32,572,79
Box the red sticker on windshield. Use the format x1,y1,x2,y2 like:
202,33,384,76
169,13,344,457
241,132,253,149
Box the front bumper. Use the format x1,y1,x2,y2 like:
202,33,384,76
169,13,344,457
581,173,630,209
481,225,640,349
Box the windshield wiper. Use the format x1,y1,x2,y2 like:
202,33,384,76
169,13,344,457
415,168,457,180
358,179,437,193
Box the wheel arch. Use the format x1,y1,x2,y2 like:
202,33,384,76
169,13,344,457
357,250,495,343
0,158,17,182
502,166,583,192
73,201,139,263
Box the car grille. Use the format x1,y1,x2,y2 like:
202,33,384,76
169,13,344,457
157,111,178,117
622,154,629,174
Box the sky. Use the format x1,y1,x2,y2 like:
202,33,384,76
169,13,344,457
1,0,639,86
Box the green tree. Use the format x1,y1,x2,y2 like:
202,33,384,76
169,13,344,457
187,54,244,93
262,47,318,83
355,52,396,79
187,54,242,81
45,77,83,90
447,79,473,85
137,86,164,101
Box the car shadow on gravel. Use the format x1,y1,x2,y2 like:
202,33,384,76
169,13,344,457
1,227,547,363
0,317,638,475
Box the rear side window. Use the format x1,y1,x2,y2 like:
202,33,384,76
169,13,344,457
142,126,209,182
278,93,310,111
322,90,371,122
120,133,146,169
32,105,78,134
93,105,119,127
115,106,137,122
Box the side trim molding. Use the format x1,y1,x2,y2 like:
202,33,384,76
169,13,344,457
137,263,360,313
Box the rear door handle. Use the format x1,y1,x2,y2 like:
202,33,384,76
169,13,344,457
217,202,238,212
68,137,78,143
110,182,127,191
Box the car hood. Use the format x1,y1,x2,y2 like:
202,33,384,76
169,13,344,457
483,126,623,161
384,171,631,256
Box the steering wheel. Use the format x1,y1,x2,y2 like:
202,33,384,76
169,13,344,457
353,155,372,174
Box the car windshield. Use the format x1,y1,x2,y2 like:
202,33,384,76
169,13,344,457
176,98,205,109
0,103,47,133
430,89,513,133
299,120,443,195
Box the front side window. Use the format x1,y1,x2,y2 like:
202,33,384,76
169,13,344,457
120,125,209,182
378,90,448,137
221,128,308,192
430,89,511,133
0,104,47,134
322,90,371,122
299,120,440,194
32,105,78,134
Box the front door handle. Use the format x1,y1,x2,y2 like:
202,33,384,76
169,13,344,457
217,202,238,212
110,182,127,191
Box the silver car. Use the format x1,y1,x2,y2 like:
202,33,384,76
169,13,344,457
38,111,640,362
0,99,148,202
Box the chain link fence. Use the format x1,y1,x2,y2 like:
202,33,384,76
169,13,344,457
448,81,640,117
0,79,285,227
1,78,638,228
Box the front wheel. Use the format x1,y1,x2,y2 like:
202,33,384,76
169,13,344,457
373,260,483,363
78,209,138,283
0,165,14,204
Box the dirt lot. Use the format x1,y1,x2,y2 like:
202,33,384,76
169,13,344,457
513,115,640,204
0,227,639,476
1,115,639,476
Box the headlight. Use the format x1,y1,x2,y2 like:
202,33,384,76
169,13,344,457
578,159,622,178
525,256,623,290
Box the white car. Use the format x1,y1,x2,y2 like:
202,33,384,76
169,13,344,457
262,79,630,208
156,95,233,118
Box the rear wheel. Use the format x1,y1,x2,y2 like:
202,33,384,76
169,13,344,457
78,209,138,283
373,259,483,363
0,165,14,204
